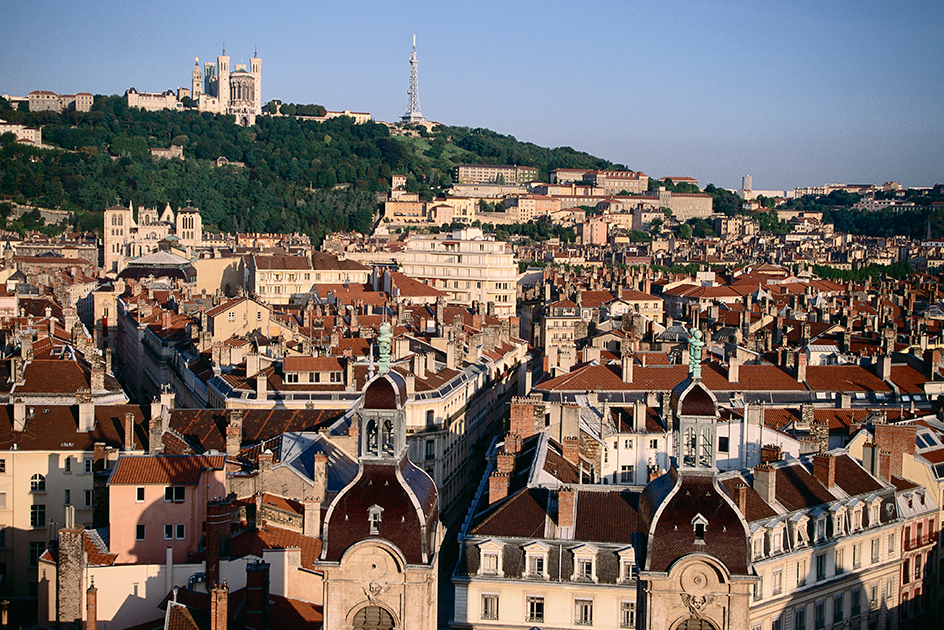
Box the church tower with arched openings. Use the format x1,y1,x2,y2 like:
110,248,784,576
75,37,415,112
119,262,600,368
315,323,441,630
637,328,758,630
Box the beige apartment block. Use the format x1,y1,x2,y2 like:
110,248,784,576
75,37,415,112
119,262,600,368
400,228,518,317
455,164,538,185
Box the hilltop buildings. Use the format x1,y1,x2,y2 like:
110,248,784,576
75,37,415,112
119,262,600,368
124,49,262,126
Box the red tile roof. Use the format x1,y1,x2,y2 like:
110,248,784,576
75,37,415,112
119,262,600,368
109,455,225,485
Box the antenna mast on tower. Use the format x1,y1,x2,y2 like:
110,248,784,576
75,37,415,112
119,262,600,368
401,34,425,123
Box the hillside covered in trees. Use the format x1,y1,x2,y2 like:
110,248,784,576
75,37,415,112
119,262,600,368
0,96,620,242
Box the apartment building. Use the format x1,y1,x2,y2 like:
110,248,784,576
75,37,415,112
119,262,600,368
400,228,517,317
455,164,539,186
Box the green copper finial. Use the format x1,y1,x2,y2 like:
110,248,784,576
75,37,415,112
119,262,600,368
378,322,392,373
688,328,704,380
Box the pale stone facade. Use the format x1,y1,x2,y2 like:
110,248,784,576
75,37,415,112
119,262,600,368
103,203,203,273
400,228,517,317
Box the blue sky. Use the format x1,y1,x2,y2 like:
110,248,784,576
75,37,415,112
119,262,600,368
3,0,943,191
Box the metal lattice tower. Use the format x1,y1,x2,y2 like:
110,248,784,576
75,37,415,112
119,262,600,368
401,34,425,122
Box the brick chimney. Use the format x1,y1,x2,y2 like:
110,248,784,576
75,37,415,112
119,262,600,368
86,578,98,630
562,435,580,466
245,561,271,630
206,499,232,588
735,482,748,515
753,464,777,504
506,433,522,454
489,471,510,505
794,350,807,383
303,499,322,538
874,423,916,479
509,400,536,439
124,412,135,451
813,453,837,489
878,450,892,481
210,582,228,630
496,449,515,474
558,486,576,529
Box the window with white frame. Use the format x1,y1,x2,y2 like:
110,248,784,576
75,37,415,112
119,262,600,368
833,508,846,537
617,546,637,583
575,599,593,626
481,593,498,620
526,596,544,623
816,517,827,542
753,535,764,560
852,506,863,531
620,601,636,628
572,544,598,582
478,540,503,577
524,542,549,579
871,538,880,563
773,568,783,595
792,516,809,548
835,548,844,574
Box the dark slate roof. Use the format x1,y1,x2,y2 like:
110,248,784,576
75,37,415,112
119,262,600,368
643,468,750,575
322,456,438,565
773,462,837,512
471,487,550,539
720,477,779,522
575,489,638,544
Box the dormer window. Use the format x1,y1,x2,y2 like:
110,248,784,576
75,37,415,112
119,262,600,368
571,544,598,582
368,504,383,535
477,540,504,577
753,535,765,560
524,542,550,579
833,508,846,537
618,546,637,584
816,517,827,542
692,513,708,543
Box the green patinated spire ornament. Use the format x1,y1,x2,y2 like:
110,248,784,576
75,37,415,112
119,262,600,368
688,328,704,380
378,321,392,373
